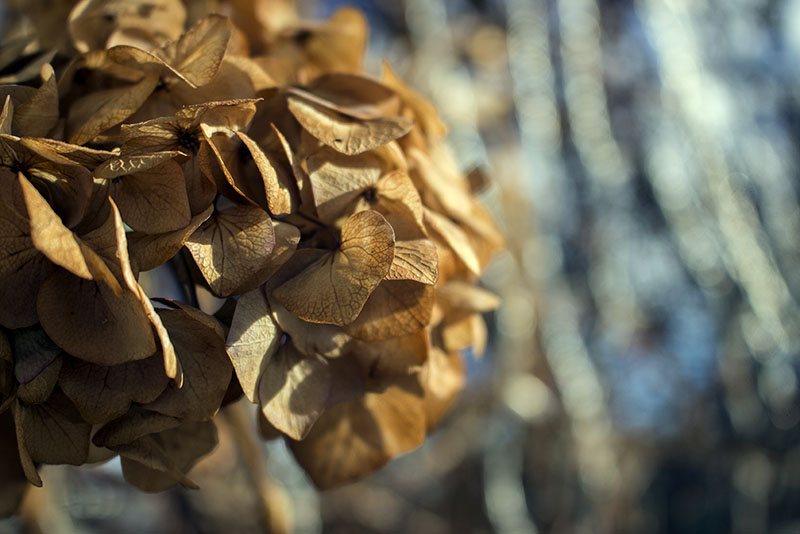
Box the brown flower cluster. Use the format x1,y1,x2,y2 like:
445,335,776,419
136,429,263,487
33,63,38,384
0,0,503,511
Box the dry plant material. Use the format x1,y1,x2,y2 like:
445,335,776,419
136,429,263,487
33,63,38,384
0,0,503,508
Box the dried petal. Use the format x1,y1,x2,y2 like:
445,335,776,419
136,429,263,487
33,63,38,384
259,342,330,440
274,210,395,325
185,205,276,297
226,288,282,402
287,96,413,156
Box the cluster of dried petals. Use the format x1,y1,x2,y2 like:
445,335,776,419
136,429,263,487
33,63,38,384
0,0,503,511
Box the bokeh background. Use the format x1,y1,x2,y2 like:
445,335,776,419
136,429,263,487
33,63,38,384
3,0,800,533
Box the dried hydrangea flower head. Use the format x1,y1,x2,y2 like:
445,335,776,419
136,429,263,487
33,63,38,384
0,0,503,513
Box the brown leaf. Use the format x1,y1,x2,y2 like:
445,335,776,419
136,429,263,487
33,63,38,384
344,280,434,341
59,355,170,424
259,342,331,440
106,158,191,233
145,308,232,420
185,205,276,297
116,420,217,491
16,390,92,465
287,96,413,156
226,288,282,403
274,210,395,325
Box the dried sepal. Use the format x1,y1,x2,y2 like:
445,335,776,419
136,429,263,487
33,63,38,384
185,205,276,297
115,420,217,492
274,210,395,325
59,355,170,424
145,308,232,420
258,341,331,440
226,288,282,403
287,96,413,156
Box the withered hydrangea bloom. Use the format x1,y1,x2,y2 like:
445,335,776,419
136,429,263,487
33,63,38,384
0,0,503,511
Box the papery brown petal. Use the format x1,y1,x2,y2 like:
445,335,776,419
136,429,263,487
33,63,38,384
288,73,400,120
235,130,293,216
108,159,191,233
67,74,159,145
94,150,182,179
424,208,481,277
37,270,157,365
437,280,500,317
128,204,213,272
302,7,368,75
108,199,181,384
345,280,434,342
156,15,231,86
287,96,413,156
16,356,62,405
388,238,438,285
289,375,425,489
19,137,114,170
307,146,384,223
274,210,395,325
59,355,170,424
368,171,425,234
20,174,122,294
13,64,58,137
12,404,41,486
259,342,330,440
145,309,232,420
0,96,12,135
16,390,91,465
116,420,217,491
0,201,54,328
185,205,276,297
227,288,282,403
93,406,181,448
69,0,186,53
422,347,465,430
11,325,61,385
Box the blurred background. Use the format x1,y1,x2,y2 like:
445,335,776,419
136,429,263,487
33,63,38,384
3,0,800,532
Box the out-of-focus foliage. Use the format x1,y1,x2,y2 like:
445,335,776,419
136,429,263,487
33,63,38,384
2,0,800,533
